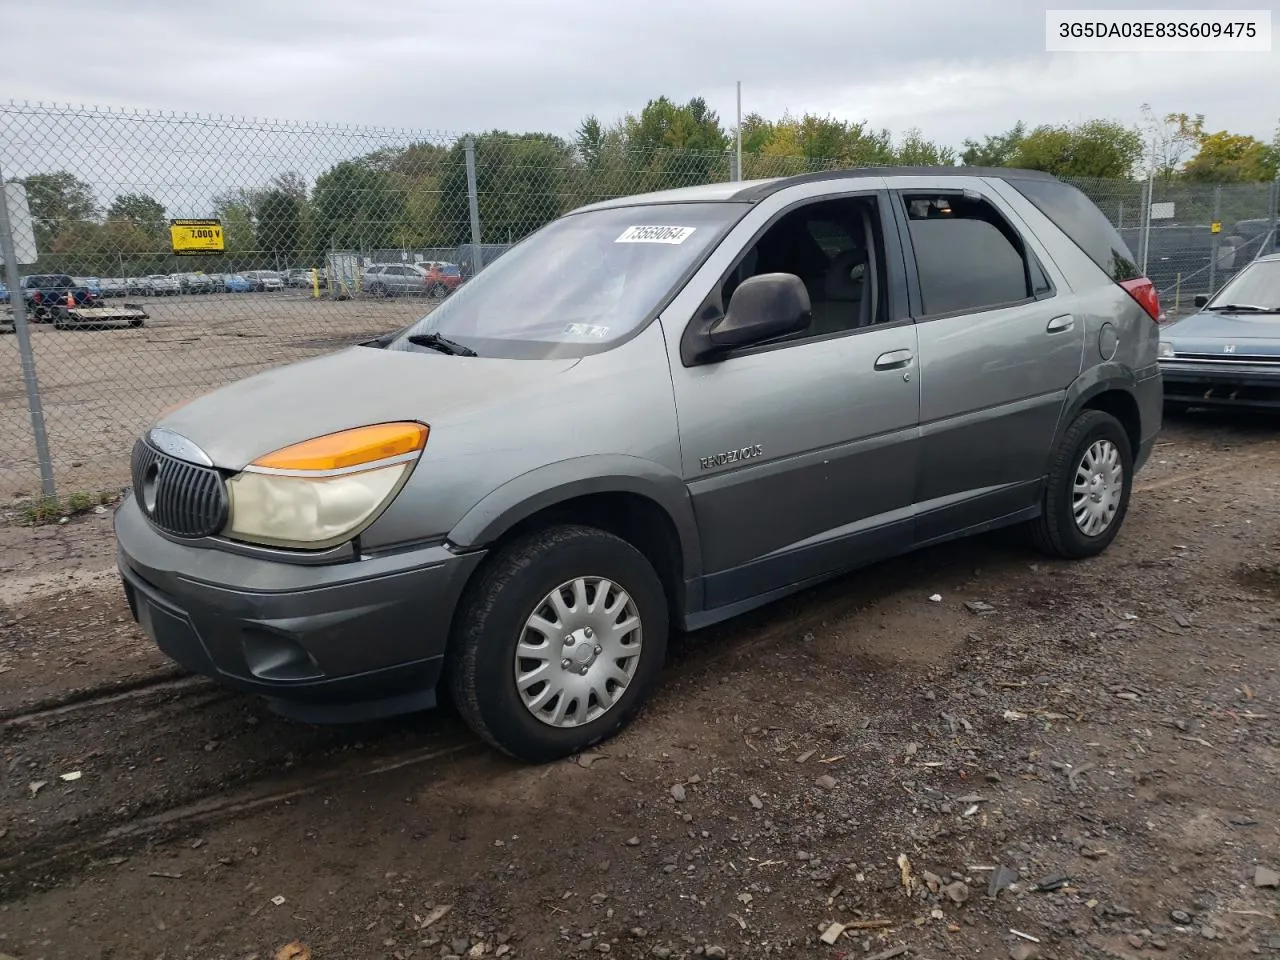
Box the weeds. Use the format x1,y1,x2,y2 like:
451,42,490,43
15,489,119,526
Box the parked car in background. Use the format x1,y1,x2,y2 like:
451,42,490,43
149,274,180,296
99,277,129,297
284,268,318,289
73,276,103,297
242,270,284,292
126,276,154,296
116,167,1163,762
0,280,8,304
361,263,436,297
177,272,216,294
1158,252,1280,411
224,274,253,293
422,261,463,297
20,274,100,321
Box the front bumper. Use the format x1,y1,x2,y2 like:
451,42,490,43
114,497,486,723
1159,359,1280,409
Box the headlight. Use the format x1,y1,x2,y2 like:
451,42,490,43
224,421,428,548
1158,341,1176,359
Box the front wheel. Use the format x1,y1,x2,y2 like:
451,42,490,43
1028,409,1133,560
449,525,669,763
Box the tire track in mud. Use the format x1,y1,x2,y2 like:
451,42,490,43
6,425,1277,900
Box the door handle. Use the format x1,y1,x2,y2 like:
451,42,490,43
1047,314,1075,333
874,349,914,370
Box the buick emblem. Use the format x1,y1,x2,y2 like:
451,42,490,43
141,461,160,514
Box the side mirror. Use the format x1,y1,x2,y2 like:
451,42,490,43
708,273,811,349
1194,293,1209,308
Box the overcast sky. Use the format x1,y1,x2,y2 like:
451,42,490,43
2,0,1277,151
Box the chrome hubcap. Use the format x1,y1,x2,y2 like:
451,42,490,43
514,577,643,728
1073,439,1124,537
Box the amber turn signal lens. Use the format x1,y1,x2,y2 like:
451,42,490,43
251,422,428,472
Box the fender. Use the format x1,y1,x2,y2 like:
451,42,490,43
446,454,704,581
1051,362,1138,450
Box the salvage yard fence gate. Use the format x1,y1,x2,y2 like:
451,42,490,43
0,101,1277,501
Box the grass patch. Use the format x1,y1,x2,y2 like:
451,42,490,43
14,489,120,526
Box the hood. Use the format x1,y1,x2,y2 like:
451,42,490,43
1164,310,1280,358
156,344,580,469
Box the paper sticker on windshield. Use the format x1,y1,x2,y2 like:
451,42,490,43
565,322,610,338
615,225,696,245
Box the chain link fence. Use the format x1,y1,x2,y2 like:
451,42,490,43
2,101,1278,499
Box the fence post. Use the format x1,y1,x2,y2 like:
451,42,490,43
1208,185,1221,294
0,175,57,498
1139,175,1152,275
1268,173,1279,261
464,137,484,274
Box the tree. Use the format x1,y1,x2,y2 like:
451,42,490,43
893,128,957,166
1182,130,1274,182
1140,105,1203,181
311,159,406,253
211,188,258,266
961,122,1026,166
17,171,98,252
621,96,730,189
437,132,573,245
576,115,606,169
106,193,168,252
1011,120,1143,179
256,189,306,267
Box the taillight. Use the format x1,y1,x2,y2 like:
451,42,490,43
32,291,41,304
1120,277,1162,323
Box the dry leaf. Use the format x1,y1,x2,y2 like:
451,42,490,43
274,942,312,960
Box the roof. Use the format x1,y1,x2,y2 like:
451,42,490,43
1257,251,1280,263
571,166,1060,213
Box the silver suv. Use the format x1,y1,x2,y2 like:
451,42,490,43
362,263,431,297
115,168,1163,762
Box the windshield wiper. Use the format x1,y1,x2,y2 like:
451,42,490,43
406,332,478,357
1206,303,1280,313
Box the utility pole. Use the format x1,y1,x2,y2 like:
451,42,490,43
734,81,743,183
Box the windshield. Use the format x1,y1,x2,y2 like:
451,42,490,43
386,202,746,359
1208,259,1280,312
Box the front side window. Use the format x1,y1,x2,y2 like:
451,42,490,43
386,201,747,359
900,193,1043,316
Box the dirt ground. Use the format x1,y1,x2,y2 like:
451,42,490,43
0,292,435,499
2,411,1280,960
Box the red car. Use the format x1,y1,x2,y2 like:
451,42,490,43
422,261,463,297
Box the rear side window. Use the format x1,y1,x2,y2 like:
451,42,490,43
1009,178,1140,282
900,193,1044,316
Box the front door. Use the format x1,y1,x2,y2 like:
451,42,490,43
663,189,921,612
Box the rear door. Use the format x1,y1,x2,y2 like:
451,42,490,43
890,177,1084,543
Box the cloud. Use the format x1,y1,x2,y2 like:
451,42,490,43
0,0,1275,153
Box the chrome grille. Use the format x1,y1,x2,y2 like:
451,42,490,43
130,438,228,538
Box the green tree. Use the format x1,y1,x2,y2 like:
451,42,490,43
1012,120,1143,178
1182,130,1275,182
437,132,573,245
211,188,258,267
622,96,729,189
892,128,957,166
311,159,406,253
105,192,168,253
17,171,98,253
256,189,306,267
961,122,1027,166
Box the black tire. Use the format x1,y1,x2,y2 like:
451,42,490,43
1028,409,1133,560
367,282,386,298
128,318,145,328
430,282,447,298
448,524,669,763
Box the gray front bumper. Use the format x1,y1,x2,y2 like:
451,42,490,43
114,497,485,722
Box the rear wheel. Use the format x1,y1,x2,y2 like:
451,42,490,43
366,282,386,298
1028,409,1132,560
449,525,669,763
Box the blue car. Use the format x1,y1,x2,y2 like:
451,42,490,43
73,276,102,297
0,280,8,304
1159,252,1280,411
224,274,253,293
